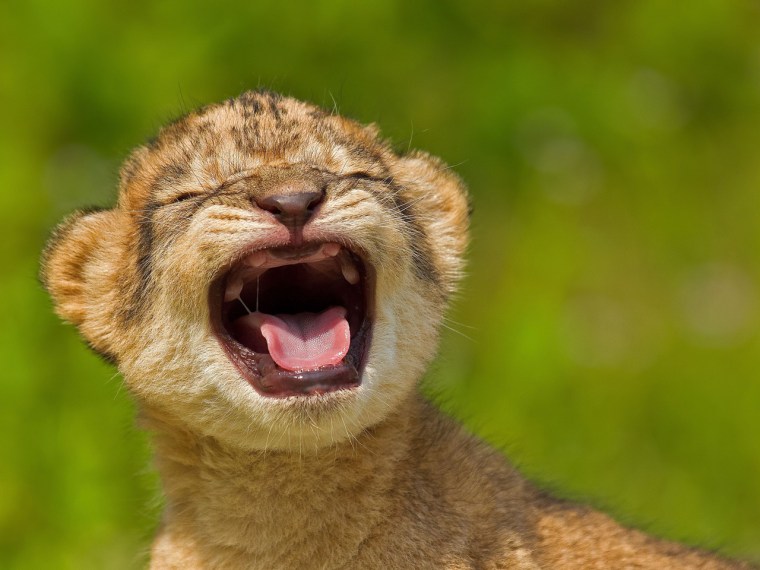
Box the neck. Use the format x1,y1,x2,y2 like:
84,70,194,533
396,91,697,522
143,395,421,568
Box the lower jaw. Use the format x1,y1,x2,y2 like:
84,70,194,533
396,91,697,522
240,351,361,397
219,314,372,398
219,337,367,397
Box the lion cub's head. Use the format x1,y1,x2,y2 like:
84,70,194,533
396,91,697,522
42,91,469,450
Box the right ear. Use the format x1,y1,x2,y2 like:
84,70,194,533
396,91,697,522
41,208,123,355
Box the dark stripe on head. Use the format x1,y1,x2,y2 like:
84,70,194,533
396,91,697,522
333,132,387,167
230,125,246,153
123,187,223,322
240,91,263,114
157,115,194,149
266,92,283,123
389,189,441,287
123,199,160,322
155,162,188,188
308,108,327,120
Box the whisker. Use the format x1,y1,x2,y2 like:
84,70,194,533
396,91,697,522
238,296,252,314
440,322,475,342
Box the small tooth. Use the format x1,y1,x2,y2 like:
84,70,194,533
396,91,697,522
341,258,360,285
323,243,341,257
245,251,268,267
224,275,244,302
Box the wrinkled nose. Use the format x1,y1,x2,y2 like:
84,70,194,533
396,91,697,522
254,184,325,230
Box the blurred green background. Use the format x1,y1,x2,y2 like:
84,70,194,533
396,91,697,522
2,0,759,567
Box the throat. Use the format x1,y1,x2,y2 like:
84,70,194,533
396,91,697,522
145,400,417,564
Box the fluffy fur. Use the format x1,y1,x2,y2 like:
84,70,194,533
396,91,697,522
42,91,751,569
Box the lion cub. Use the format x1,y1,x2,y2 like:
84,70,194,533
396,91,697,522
42,91,749,569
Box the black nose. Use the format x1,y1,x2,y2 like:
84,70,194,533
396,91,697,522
254,190,325,229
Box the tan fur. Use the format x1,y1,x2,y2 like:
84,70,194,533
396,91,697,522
42,91,751,569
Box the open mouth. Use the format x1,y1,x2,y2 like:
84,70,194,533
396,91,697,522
210,242,373,397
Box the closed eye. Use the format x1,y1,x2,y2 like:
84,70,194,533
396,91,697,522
344,172,389,183
170,192,205,204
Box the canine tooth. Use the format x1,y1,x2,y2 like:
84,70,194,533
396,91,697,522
341,258,360,285
224,275,244,302
245,251,268,267
323,243,341,257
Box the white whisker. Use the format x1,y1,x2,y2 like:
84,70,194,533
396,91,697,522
238,296,252,314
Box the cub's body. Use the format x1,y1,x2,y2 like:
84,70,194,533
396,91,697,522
43,92,748,569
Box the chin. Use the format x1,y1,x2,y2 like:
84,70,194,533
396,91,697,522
173,352,419,453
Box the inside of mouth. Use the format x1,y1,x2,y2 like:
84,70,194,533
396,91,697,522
222,254,365,372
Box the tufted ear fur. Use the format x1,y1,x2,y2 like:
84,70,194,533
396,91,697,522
391,151,471,294
41,208,123,359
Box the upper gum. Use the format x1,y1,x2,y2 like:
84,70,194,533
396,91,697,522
240,242,343,271
223,242,359,303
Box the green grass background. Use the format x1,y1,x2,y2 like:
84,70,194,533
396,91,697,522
2,0,759,567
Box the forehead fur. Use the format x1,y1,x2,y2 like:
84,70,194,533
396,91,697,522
119,91,393,209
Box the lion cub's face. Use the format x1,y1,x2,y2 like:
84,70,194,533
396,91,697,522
43,92,469,451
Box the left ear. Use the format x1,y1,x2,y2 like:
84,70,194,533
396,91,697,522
390,150,471,294
40,208,125,357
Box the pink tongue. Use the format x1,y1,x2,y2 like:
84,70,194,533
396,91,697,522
236,307,350,371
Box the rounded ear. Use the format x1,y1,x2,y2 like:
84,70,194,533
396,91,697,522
390,151,471,294
41,208,122,356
